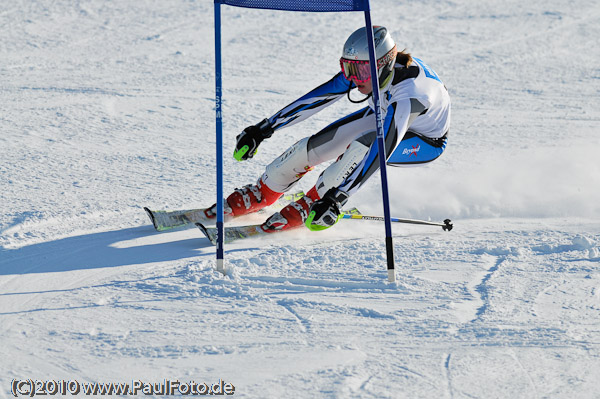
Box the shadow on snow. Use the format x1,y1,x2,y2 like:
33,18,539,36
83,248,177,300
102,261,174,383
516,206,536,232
0,226,213,276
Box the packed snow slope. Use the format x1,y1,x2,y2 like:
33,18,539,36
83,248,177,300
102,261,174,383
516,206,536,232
1,0,599,398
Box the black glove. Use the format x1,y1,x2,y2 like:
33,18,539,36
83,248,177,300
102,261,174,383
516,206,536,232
305,188,349,231
233,118,274,161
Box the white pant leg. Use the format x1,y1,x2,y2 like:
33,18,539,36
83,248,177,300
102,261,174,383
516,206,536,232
314,131,376,197
307,108,375,164
261,137,313,193
261,108,375,193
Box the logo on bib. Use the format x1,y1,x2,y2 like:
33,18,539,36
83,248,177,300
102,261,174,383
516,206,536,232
402,145,421,157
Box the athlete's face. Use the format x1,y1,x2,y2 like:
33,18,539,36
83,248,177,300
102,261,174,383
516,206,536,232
351,76,373,95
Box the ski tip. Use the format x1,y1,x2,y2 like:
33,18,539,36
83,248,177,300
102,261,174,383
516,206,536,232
195,222,208,235
196,223,215,245
442,219,453,232
194,223,212,242
143,207,158,230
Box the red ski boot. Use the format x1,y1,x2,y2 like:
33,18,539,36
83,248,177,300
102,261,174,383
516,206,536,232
205,178,283,221
261,187,320,232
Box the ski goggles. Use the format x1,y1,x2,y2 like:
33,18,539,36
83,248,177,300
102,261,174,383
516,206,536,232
340,45,398,83
339,58,372,83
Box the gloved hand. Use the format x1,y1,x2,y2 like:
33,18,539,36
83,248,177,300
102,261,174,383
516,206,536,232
233,118,274,161
305,188,349,231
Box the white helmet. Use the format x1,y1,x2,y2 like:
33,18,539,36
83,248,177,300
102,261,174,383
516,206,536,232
340,26,397,85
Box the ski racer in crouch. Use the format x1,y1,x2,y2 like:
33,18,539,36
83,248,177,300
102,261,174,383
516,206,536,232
207,26,451,232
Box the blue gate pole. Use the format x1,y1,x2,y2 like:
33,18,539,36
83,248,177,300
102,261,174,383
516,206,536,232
214,1,225,273
363,9,396,282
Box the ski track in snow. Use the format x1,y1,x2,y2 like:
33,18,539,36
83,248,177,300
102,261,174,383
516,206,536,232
2,0,600,398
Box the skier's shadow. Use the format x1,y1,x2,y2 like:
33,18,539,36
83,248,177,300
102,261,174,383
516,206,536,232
0,226,214,276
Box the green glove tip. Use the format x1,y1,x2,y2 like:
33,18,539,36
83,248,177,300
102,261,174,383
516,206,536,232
305,211,329,231
234,145,249,161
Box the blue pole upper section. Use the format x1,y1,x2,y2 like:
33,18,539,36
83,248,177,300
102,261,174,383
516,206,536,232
215,0,368,12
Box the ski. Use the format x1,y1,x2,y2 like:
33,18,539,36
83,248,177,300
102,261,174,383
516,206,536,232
197,223,268,245
145,192,304,231
144,207,217,232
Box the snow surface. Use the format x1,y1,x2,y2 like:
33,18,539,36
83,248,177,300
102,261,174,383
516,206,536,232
1,0,600,397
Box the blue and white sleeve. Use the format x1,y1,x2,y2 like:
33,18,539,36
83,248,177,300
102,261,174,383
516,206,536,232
268,72,353,132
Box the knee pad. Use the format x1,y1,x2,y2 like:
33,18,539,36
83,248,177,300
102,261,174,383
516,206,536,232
315,138,370,197
262,137,314,193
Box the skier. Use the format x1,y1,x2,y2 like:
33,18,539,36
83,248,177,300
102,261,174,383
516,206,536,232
207,26,451,232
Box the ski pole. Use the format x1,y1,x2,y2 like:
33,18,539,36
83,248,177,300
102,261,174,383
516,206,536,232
341,210,453,231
